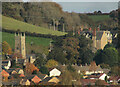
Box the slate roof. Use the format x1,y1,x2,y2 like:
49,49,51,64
6,68,16,75
2,60,10,66
80,31,105,40
42,77,53,82
96,31,104,40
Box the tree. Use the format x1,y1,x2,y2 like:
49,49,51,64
34,53,47,68
110,66,120,76
39,66,49,75
104,43,114,49
45,59,58,68
60,70,73,85
2,41,12,55
47,47,66,64
93,49,103,65
67,65,76,72
63,37,79,64
103,47,118,66
94,47,119,66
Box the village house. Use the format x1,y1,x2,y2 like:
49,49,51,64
6,68,17,75
108,76,120,84
15,68,24,75
49,68,61,77
26,75,42,84
20,79,31,85
73,62,104,75
80,29,112,52
41,76,60,84
2,60,11,69
85,73,109,80
1,70,10,82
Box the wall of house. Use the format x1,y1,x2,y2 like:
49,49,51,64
100,32,108,49
96,40,101,49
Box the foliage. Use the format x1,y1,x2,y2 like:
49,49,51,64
100,63,110,69
67,65,76,72
63,37,79,64
94,47,119,66
34,53,47,68
104,43,114,49
110,66,120,76
39,66,49,75
60,70,73,85
47,47,66,64
88,15,110,22
45,59,58,68
2,41,12,55
25,63,39,74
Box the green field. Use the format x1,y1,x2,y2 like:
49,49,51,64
88,15,111,22
2,32,52,48
2,15,67,36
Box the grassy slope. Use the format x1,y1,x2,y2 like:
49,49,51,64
2,32,52,54
88,15,111,22
2,15,67,36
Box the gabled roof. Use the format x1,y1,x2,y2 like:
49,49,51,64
1,70,9,77
31,75,41,84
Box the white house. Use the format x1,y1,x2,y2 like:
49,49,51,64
2,60,11,70
86,73,109,80
49,68,61,77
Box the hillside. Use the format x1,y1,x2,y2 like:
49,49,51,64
2,2,94,31
2,32,52,54
88,15,111,22
2,15,67,36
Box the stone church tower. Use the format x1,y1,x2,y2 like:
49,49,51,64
15,32,26,59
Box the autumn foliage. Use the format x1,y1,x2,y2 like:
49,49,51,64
25,63,39,74
2,41,12,55
45,59,58,68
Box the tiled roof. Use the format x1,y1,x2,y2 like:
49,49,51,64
81,79,96,85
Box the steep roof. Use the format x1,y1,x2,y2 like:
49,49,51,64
96,31,104,40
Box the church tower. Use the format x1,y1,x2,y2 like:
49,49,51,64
15,32,26,59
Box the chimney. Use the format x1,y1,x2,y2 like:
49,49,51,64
78,30,80,35
89,27,92,31
16,57,18,63
97,27,100,31
93,29,96,36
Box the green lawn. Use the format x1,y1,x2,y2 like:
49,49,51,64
88,15,111,22
2,15,67,36
2,32,52,49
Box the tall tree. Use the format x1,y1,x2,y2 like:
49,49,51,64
2,41,12,55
